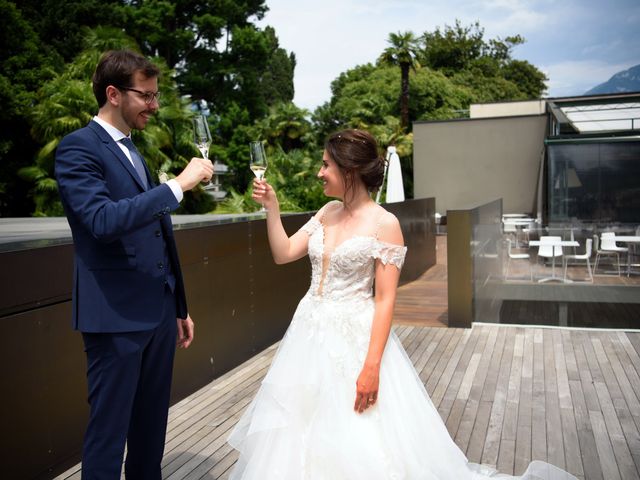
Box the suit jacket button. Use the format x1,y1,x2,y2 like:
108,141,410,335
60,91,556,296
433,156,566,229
155,230,161,237
157,262,164,269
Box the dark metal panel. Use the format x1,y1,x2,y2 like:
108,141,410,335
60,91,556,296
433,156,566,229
446,210,473,328
385,198,436,283
0,244,73,317
0,302,87,479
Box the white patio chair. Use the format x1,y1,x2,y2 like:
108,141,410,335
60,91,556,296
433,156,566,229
563,238,593,283
505,239,533,281
594,232,627,276
537,236,563,279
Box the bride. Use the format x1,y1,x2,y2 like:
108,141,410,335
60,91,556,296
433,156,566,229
227,129,576,480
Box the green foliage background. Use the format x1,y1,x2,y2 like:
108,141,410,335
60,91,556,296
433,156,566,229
1,2,547,216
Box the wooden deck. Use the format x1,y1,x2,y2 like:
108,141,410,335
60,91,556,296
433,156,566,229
56,323,640,480
394,234,448,327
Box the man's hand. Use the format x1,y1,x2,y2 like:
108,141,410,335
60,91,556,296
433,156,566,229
177,314,194,349
175,157,214,192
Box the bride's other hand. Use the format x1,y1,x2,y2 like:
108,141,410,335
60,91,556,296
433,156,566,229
252,179,278,210
354,363,379,413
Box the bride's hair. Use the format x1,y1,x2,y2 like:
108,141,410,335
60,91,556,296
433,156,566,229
325,129,386,201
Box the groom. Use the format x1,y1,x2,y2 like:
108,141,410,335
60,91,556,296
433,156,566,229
55,49,213,479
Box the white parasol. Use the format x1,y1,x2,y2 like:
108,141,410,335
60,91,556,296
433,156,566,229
376,145,405,203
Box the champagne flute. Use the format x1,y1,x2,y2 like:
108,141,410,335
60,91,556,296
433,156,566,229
249,141,268,211
192,114,214,189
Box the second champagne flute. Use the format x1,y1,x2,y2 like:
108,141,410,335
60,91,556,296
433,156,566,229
192,114,214,189
249,141,268,211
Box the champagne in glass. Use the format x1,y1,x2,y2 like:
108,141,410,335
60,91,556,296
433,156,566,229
192,114,214,189
249,141,268,211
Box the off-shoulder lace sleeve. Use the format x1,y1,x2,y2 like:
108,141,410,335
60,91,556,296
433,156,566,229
372,240,407,270
298,216,321,236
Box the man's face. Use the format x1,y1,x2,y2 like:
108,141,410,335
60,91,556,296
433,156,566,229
120,71,159,131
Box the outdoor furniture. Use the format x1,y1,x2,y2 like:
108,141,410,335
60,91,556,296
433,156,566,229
612,234,640,276
503,217,534,247
562,238,593,283
594,232,628,276
505,239,533,281
529,237,578,283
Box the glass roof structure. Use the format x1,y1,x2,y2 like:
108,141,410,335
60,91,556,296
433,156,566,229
561,102,640,132
547,92,640,137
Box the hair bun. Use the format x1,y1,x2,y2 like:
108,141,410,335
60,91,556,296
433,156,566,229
325,129,385,195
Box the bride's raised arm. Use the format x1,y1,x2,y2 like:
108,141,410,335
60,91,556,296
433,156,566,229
252,178,324,265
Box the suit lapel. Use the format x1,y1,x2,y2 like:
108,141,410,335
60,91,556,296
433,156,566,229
88,120,149,191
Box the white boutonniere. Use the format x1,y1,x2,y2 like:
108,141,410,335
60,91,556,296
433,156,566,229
158,170,169,184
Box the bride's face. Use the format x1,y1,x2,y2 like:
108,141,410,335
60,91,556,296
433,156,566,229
317,151,344,198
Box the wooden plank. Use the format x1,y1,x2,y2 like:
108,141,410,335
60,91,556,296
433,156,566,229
447,325,492,447
543,328,565,470
601,332,640,473
481,326,516,469
514,328,534,475
531,328,547,463
591,337,639,480
442,327,485,439
498,330,524,475
553,329,584,477
462,326,505,463
419,328,460,395
569,378,603,480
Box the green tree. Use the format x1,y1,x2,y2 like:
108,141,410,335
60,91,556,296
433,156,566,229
119,1,294,120
258,102,311,153
502,60,548,99
21,27,213,216
418,20,547,99
0,0,60,215
378,31,420,129
16,0,123,63
420,20,484,74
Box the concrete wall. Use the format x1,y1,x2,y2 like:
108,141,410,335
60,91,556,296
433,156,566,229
470,100,546,118
413,114,548,214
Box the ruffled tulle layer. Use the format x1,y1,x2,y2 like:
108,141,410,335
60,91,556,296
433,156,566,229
228,294,577,480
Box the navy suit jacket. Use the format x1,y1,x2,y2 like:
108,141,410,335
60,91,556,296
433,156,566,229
55,120,188,332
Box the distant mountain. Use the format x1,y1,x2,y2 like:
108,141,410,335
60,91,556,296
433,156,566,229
585,64,640,95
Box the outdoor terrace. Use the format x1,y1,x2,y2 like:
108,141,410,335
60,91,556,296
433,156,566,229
52,236,640,480
53,324,640,480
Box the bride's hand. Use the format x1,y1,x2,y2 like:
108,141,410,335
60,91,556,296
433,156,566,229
252,179,278,210
354,363,379,413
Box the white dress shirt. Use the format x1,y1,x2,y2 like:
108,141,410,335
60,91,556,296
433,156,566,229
92,116,183,202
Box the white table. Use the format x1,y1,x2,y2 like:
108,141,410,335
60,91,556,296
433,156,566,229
529,240,579,283
503,218,535,247
614,236,640,276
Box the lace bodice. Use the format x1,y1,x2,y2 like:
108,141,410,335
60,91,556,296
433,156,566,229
299,216,407,302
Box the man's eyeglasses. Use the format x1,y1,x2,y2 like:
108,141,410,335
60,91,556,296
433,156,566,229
116,86,161,104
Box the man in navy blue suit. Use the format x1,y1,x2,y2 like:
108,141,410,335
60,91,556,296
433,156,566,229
55,50,213,479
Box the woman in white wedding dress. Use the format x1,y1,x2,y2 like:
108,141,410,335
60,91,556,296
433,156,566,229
228,129,577,480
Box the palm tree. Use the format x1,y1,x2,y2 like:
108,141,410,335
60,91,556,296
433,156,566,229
378,31,420,129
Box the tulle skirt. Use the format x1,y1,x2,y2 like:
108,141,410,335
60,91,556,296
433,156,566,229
228,293,577,480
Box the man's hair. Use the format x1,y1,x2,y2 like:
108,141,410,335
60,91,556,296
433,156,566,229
92,49,161,107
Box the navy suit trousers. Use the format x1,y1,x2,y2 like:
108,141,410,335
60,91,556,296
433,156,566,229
81,286,177,480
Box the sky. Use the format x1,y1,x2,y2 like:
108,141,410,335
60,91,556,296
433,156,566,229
256,0,640,111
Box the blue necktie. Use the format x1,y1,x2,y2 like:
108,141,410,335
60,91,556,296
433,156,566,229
120,137,148,189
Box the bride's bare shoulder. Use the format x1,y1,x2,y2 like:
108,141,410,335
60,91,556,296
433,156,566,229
313,200,342,220
374,206,403,245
